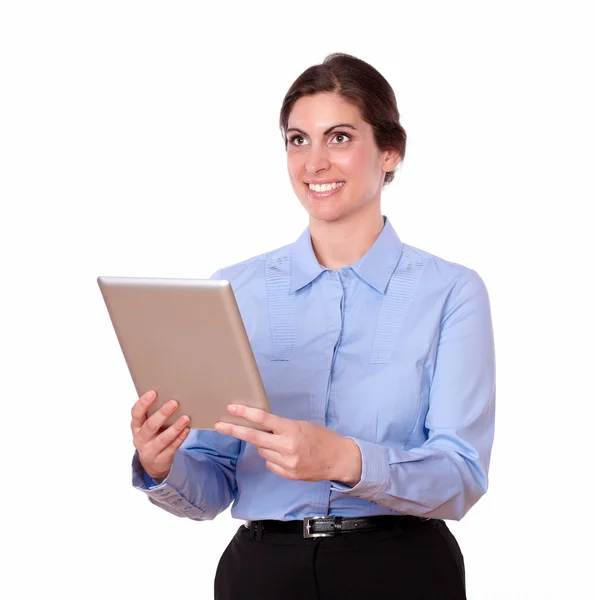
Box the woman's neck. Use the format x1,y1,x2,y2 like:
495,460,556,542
309,208,385,270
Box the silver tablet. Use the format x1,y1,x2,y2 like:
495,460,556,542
97,276,272,431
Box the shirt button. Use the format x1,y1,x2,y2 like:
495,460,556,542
340,269,350,278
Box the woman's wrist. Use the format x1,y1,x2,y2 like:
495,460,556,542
333,437,362,486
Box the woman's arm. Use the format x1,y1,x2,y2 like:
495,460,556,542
133,430,242,520
331,269,496,520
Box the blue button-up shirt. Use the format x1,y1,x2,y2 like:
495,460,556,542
133,216,496,521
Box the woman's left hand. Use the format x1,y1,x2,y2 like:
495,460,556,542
214,404,362,485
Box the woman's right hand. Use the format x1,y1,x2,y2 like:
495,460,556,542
131,390,191,483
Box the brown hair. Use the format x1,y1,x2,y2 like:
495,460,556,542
279,53,407,185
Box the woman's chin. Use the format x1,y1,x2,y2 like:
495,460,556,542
306,207,345,223
301,198,346,222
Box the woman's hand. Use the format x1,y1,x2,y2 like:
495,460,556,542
214,404,362,485
131,390,191,483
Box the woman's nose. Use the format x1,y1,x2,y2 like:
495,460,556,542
305,144,330,173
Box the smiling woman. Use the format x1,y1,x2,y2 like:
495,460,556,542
129,53,495,600
280,56,406,267
285,93,399,232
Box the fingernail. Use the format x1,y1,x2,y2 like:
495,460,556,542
228,404,237,413
168,400,178,410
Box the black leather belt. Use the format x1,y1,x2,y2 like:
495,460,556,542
245,515,431,539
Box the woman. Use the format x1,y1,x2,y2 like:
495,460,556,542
131,53,496,600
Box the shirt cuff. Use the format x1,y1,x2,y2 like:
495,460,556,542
131,451,207,518
330,437,390,497
143,470,159,489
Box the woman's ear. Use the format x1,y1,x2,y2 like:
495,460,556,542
381,147,401,173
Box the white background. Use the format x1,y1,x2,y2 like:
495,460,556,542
1,1,593,598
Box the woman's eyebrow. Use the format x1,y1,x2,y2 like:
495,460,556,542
286,123,358,136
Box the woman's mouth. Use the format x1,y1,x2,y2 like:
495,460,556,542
305,181,345,198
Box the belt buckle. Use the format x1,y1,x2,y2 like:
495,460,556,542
303,516,335,539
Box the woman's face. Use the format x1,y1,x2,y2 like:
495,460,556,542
286,92,399,224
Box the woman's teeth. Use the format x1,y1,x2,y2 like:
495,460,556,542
308,181,345,192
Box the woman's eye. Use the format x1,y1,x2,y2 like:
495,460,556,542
331,132,351,144
289,136,308,146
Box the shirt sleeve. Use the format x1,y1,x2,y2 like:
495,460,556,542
131,268,242,521
132,429,242,520
330,268,496,521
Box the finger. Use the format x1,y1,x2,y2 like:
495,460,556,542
136,399,180,444
257,446,284,465
130,390,158,434
157,425,191,463
265,460,295,480
258,446,300,474
227,404,287,433
214,421,279,450
150,414,191,454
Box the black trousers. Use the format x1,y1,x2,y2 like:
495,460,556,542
214,519,466,599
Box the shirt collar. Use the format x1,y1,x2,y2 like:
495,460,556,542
289,216,404,295
289,227,326,293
